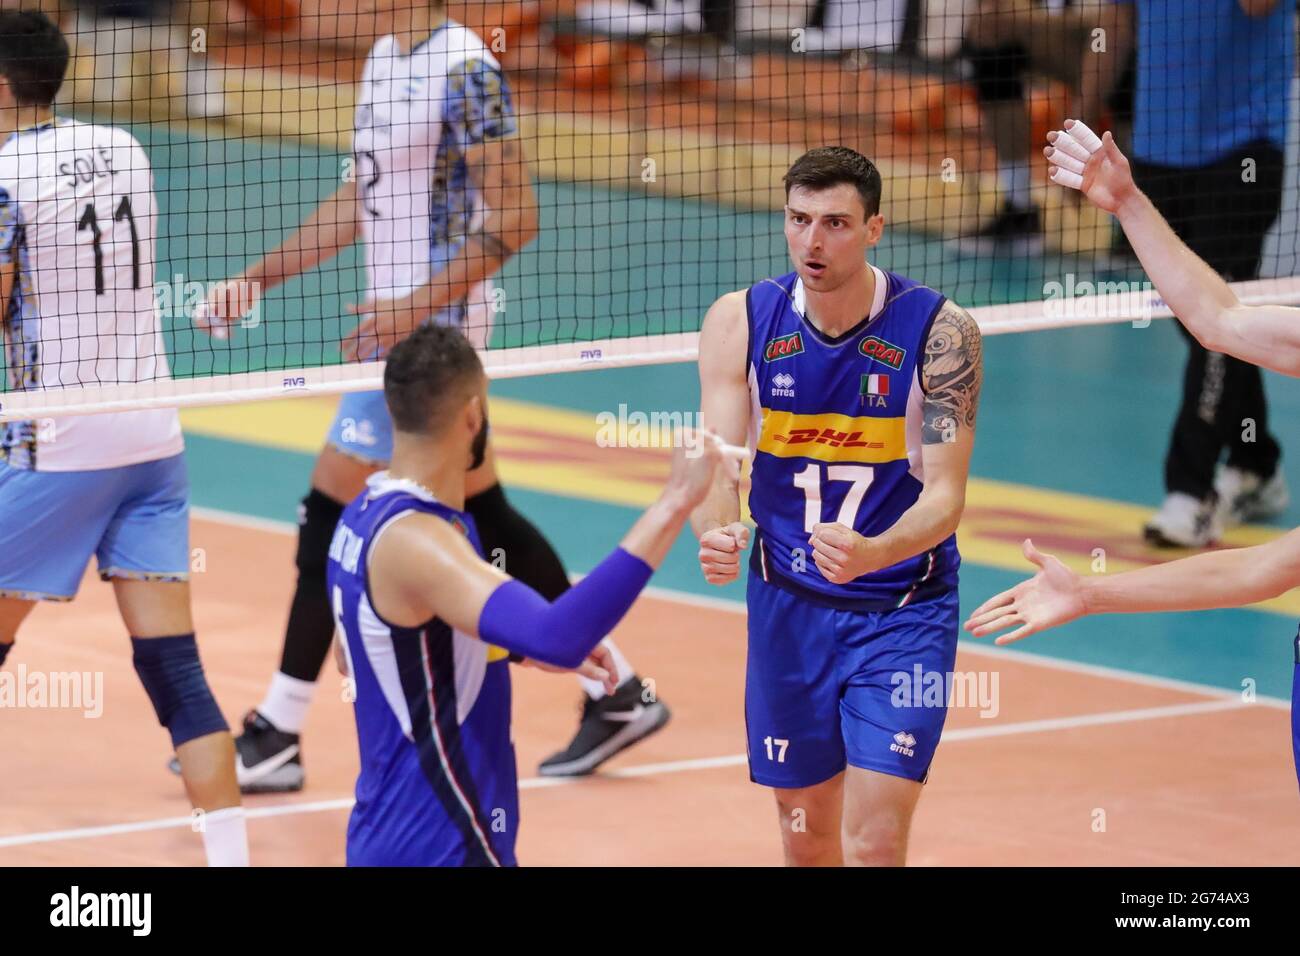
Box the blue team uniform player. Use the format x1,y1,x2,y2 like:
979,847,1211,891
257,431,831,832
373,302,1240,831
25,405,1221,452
329,475,517,866
744,266,961,788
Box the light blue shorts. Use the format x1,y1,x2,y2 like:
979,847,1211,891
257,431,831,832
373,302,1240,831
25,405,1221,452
0,453,191,601
327,390,394,465
326,293,490,466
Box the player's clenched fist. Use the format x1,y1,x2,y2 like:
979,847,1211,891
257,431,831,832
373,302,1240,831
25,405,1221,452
193,271,262,341
810,522,888,584
698,522,750,585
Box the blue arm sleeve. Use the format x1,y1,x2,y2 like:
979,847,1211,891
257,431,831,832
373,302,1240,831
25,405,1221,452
477,547,654,669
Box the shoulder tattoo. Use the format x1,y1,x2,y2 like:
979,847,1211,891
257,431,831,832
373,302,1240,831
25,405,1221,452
921,300,983,444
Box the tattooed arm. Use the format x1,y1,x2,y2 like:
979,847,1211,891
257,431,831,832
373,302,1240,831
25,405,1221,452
809,300,983,584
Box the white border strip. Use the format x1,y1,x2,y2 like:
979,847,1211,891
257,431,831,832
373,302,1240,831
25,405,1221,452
0,333,698,421
7,276,1300,421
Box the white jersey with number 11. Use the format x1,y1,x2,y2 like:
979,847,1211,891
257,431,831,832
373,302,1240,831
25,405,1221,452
0,117,182,472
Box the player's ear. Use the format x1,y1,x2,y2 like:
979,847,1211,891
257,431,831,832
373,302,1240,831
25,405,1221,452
464,392,485,434
864,212,886,246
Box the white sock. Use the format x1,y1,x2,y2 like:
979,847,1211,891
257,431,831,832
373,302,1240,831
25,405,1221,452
201,806,249,867
579,640,635,700
999,160,1033,210
258,671,316,734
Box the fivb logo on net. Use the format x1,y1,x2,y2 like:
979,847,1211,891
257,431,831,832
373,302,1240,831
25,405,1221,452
595,404,707,457
1043,274,1158,328
154,274,263,329
0,665,103,718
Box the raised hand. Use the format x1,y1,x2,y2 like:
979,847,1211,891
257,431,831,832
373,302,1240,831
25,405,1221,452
1044,119,1137,216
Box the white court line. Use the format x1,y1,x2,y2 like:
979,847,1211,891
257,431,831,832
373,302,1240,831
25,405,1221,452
0,695,1264,851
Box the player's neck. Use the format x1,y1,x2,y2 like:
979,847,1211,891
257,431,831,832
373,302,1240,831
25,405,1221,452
0,104,54,139
388,443,466,511
802,263,876,338
392,8,446,54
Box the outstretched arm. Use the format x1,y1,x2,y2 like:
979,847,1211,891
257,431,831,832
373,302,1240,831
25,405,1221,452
1045,119,1300,377
367,440,730,668
965,528,1300,644
196,181,360,337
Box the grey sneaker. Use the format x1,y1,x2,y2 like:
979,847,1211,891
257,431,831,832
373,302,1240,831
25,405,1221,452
1143,492,1222,548
1214,466,1290,528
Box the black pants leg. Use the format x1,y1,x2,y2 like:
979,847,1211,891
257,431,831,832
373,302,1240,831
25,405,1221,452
1133,142,1285,498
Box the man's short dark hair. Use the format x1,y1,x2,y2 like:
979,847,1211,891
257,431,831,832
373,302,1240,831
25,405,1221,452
384,324,484,435
0,11,68,108
783,146,883,218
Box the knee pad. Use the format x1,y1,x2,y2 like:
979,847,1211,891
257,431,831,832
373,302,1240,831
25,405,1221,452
964,42,1029,104
131,634,229,748
296,488,346,580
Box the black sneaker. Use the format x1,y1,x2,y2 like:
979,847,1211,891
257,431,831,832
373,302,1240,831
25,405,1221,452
166,709,304,794
956,203,1044,255
537,676,671,777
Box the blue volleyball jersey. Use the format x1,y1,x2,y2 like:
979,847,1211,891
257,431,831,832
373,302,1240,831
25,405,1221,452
327,473,517,866
746,267,960,609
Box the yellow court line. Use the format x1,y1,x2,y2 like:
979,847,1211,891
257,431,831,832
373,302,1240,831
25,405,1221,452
180,397,1300,619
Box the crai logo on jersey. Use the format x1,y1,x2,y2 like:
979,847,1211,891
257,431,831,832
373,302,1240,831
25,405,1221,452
764,331,804,362
859,335,906,370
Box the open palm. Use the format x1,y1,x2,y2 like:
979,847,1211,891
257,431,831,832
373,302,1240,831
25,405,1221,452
963,539,1088,644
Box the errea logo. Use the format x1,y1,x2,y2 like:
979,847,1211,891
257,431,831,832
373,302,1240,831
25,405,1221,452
890,731,916,757
770,372,795,398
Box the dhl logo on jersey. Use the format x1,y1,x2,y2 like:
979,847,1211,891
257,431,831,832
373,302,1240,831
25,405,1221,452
757,409,907,464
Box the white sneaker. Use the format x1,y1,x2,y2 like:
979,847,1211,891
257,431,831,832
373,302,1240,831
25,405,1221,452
1143,492,1222,548
576,0,703,35
1214,465,1290,528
